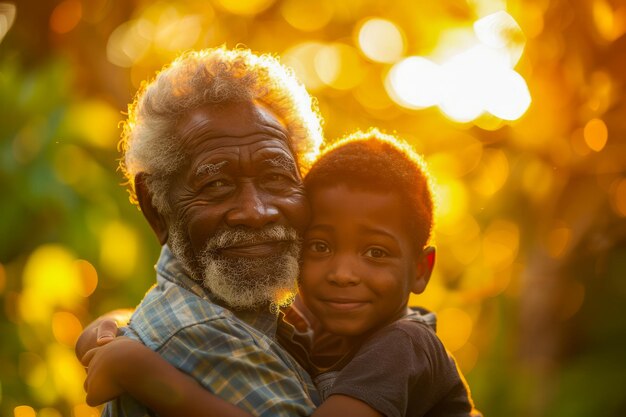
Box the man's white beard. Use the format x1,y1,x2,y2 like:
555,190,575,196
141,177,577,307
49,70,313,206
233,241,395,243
169,223,301,311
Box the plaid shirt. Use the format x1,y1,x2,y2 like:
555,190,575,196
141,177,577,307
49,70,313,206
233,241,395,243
102,245,319,417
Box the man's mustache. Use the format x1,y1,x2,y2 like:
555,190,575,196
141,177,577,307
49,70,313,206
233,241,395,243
204,225,300,254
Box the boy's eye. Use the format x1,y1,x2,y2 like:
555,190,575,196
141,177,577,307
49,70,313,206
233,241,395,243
308,241,330,253
364,247,388,258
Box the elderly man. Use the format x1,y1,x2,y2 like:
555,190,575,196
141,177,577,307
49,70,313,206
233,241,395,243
86,47,324,416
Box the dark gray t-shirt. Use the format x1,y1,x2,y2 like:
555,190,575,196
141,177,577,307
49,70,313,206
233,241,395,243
327,319,481,417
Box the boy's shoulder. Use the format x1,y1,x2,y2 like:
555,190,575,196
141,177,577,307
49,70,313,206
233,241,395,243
369,310,444,356
405,306,437,331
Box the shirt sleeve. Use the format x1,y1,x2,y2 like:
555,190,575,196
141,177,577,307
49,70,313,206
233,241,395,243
158,318,317,417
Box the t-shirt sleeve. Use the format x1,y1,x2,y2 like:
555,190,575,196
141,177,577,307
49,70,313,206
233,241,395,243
327,321,475,417
158,320,317,417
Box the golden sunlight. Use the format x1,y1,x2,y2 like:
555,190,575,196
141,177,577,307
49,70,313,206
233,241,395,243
385,56,443,109
13,405,36,417
584,118,608,152
385,11,530,123
215,0,275,15
357,18,405,63
19,245,83,324
99,221,139,280
281,0,334,32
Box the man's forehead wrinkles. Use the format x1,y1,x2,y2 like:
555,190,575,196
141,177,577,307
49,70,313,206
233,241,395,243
179,119,289,144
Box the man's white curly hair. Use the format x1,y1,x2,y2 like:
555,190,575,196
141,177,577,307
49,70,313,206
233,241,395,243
119,46,324,213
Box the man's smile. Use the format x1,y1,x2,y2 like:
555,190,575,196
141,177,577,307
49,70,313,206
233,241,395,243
217,240,292,257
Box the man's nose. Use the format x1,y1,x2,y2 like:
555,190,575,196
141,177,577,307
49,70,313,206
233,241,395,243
225,182,280,228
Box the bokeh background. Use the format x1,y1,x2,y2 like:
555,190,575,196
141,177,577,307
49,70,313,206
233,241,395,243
1,0,626,416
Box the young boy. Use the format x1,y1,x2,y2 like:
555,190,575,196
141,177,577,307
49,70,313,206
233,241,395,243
82,130,481,417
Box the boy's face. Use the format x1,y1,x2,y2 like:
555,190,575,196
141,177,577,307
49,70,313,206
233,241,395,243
300,184,434,337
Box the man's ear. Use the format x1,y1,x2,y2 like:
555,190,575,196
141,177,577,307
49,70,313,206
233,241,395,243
411,246,436,294
135,173,169,245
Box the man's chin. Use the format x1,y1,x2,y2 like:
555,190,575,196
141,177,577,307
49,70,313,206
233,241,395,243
201,251,300,311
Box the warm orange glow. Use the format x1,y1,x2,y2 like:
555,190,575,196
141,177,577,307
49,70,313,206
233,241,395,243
99,221,139,279
472,149,510,197
75,260,98,297
281,0,334,31
52,312,84,347
48,345,90,405
433,178,469,227
546,225,572,258
610,178,626,217
153,15,202,52
521,158,555,202
448,215,481,266
0,262,5,295
455,342,479,374
73,404,100,417
38,408,63,417
482,220,519,271
50,0,83,34
570,128,592,157
20,245,83,324
583,118,608,152
63,100,121,148
215,0,275,16
559,281,585,320
282,42,327,91
315,43,364,90
593,0,626,41
107,19,153,68
13,405,36,417
18,352,47,389
437,307,473,352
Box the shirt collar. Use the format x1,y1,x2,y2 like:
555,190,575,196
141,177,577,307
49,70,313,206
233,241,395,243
155,245,279,337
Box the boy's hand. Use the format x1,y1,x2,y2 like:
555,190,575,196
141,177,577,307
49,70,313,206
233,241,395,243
82,337,144,406
75,309,132,364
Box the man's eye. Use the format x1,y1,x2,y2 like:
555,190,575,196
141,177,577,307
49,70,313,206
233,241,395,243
364,247,388,258
207,179,228,188
266,173,291,182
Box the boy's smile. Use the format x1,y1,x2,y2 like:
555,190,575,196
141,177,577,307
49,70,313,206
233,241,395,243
300,184,434,337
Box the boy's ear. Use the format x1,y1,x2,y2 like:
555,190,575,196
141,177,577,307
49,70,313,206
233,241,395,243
135,173,169,245
411,246,436,294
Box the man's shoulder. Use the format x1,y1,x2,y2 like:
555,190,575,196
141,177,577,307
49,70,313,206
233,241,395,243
128,279,234,350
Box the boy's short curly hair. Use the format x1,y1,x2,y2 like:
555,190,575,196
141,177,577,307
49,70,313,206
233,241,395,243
304,129,435,250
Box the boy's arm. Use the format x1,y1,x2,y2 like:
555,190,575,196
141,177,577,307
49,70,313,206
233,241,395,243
83,337,254,417
312,395,383,417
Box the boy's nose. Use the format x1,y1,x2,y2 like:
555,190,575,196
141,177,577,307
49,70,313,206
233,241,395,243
327,260,361,287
